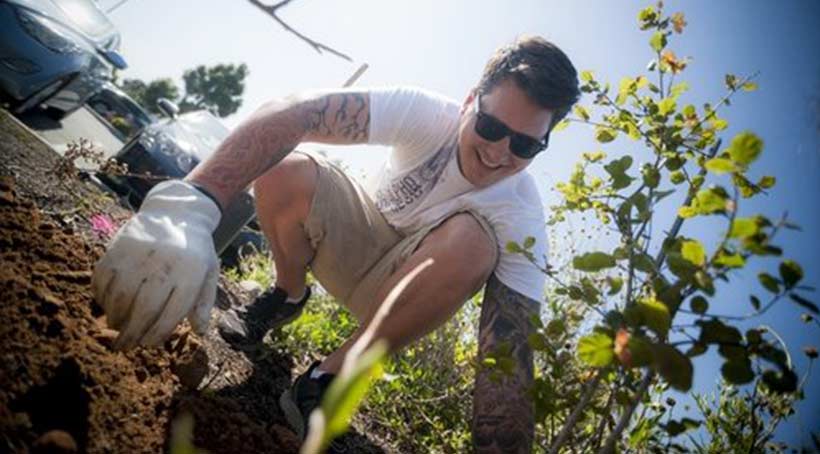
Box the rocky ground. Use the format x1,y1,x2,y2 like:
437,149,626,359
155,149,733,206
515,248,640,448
0,110,385,453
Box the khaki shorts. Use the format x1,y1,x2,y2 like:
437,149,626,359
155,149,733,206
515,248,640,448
297,151,498,322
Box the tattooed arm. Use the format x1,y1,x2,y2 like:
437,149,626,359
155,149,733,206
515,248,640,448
186,90,370,208
473,274,539,454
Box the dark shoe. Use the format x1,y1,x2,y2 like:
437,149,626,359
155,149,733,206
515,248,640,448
280,361,335,440
218,286,311,344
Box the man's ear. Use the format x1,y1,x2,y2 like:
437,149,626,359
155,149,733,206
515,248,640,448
459,87,478,115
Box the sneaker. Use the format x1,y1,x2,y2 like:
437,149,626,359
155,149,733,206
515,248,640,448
217,286,311,344
280,361,335,440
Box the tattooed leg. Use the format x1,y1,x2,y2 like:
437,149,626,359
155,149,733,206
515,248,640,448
473,274,539,454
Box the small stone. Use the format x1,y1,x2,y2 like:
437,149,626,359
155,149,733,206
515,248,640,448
93,328,119,349
32,430,77,453
239,280,263,298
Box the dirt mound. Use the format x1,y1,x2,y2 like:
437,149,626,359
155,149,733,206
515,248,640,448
0,175,177,452
0,111,387,453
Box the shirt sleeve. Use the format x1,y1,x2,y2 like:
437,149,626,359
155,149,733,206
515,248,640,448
483,175,548,302
368,86,460,169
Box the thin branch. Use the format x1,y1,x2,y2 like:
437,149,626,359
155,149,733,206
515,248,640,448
247,0,353,62
548,372,603,454
597,372,653,453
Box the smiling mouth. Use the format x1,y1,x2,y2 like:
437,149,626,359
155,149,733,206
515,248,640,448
475,148,502,170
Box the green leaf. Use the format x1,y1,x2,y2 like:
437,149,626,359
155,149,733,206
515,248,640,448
758,175,776,188
580,70,595,83
779,260,803,288
664,418,701,437
669,81,690,99
681,240,706,267
506,241,523,254
715,251,745,268
637,6,657,28
693,187,729,215
727,131,764,166
319,341,387,448
572,252,617,272
650,31,667,52
552,119,570,132
577,332,615,367
641,164,660,188
750,295,761,310
607,276,624,295
574,105,590,121
730,217,759,238
595,127,617,143
546,319,566,337
652,344,693,391
637,297,672,337
721,358,755,385
657,97,677,116
686,342,708,358
762,368,798,393
790,294,819,314
704,158,737,174
758,273,780,293
697,319,742,345
523,236,536,250
742,82,758,92
690,296,708,314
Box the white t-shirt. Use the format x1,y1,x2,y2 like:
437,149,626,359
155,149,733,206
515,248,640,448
365,86,548,301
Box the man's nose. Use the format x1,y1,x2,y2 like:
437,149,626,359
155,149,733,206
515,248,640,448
486,138,512,164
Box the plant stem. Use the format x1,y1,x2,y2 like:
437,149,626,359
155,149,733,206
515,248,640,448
548,372,603,454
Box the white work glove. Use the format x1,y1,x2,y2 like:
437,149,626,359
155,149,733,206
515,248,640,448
91,180,222,349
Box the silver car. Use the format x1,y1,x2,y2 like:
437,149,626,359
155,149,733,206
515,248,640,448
0,0,127,119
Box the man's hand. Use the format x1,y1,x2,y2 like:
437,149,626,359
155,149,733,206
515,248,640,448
472,274,539,454
91,180,221,349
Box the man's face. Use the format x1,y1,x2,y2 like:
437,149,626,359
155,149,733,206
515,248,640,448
457,78,555,187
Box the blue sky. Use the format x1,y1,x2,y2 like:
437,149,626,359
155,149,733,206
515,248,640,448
99,0,820,446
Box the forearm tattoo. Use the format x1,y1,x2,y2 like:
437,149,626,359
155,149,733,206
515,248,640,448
473,274,539,454
187,92,369,206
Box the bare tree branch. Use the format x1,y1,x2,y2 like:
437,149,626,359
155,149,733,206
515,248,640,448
247,0,353,62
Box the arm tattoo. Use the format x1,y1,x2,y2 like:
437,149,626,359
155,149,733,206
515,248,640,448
304,92,369,142
187,92,369,207
473,274,539,454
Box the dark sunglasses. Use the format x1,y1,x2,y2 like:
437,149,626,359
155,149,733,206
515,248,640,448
473,94,549,159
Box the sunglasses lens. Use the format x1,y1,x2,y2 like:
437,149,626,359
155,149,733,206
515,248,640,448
475,113,508,142
510,134,545,159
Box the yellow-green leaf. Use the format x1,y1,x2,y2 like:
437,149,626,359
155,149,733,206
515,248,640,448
681,240,706,266
657,97,676,116
552,119,570,132
637,297,672,337
574,105,590,121
742,82,758,92
729,217,758,238
704,158,737,174
728,131,764,166
578,332,615,367
650,31,667,52
580,70,595,83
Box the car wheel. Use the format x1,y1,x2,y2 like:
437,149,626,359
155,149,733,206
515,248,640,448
13,73,76,116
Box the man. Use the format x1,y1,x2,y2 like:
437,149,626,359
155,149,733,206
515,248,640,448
92,35,579,452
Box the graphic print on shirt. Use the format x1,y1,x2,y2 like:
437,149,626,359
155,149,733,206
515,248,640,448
373,144,453,215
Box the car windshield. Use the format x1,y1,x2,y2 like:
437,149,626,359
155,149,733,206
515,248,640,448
55,0,114,41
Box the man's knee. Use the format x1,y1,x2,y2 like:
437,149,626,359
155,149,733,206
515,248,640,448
253,153,318,213
422,213,497,287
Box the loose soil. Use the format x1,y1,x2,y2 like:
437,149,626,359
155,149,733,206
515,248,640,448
0,110,386,453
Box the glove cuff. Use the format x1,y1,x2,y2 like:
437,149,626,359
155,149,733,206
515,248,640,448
142,180,223,232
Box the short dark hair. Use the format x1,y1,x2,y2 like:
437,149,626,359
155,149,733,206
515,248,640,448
478,35,580,131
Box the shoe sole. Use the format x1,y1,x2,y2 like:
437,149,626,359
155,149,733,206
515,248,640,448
279,389,306,440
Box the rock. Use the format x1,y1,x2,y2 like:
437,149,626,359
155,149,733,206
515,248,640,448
93,328,119,349
172,348,209,389
239,280,263,299
32,430,77,453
